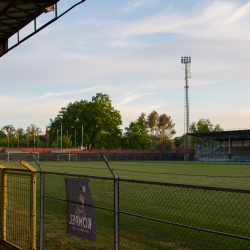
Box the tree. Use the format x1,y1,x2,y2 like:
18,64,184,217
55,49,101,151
189,119,222,133
16,128,25,139
147,110,159,146
49,93,122,149
25,124,43,148
54,135,73,148
173,135,185,148
0,124,48,148
0,125,17,147
157,114,176,148
189,119,223,147
83,93,122,149
164,138,174,149
2,125,16,137
0,129,6,139
26,124,42,136
123,113,151,149
49,100,87,148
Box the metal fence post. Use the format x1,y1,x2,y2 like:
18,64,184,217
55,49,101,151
40,171,45,250
100,152,120,250
114,178,120,250
31,153,44,250
30,172,37,250
1,169,7,243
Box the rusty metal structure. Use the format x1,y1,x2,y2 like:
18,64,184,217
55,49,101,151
0,0,86,57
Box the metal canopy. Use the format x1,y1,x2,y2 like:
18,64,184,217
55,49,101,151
0,0,85,57
188,130,250,141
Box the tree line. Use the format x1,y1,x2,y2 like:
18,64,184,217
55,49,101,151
0,93,222,149
0,124,45,148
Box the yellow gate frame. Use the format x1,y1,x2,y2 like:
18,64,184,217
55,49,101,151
0,160,36,250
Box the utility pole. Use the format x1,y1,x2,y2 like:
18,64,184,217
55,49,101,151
82,125,83,149
75,130,76,148
66,130,68,148
8,128,9,148
37,128,39,148
61,125,62,150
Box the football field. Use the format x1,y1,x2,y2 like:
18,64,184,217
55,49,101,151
32,160,250,189
28,160,250,249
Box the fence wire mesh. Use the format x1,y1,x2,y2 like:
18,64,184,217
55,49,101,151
0,156,250,249
0,153,191,163
38,171,250,250
5,173,31,249
119,180,250,250
2,151,250,163
0,159,39,250
43,173,114,250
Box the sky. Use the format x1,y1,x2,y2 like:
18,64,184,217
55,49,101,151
0,0,250,136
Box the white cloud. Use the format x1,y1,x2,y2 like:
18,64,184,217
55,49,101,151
225,1,250,23
107,1,250,40
116,91,153,108
32,87,96,100
1,0,250,136
119,0,159,12
107,40,129,47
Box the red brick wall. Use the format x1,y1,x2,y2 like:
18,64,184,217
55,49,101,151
0,148,196,154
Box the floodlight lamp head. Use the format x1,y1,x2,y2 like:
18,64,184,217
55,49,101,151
181,56,191,64
44,5,54,13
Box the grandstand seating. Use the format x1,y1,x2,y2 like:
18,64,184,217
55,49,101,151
199,147,250,156
197,146,250,161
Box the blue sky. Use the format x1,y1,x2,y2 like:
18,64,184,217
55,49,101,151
1,0,250,136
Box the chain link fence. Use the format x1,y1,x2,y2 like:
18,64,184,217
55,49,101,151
0,155,250,249
38,172,250,250
0,153,195,163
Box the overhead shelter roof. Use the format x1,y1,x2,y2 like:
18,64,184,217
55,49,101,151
187,130,250,141
0,0,85,57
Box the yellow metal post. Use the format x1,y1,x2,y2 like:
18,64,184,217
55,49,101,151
30,172,36,250
1,169,7,243
20,160,37,172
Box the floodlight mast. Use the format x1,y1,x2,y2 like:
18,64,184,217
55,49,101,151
181,57,191,149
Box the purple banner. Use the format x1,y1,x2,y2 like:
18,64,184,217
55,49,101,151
65,178,97,241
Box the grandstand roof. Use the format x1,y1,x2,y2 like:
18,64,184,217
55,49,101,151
0,0,84,57
0,1,59,42
187,130,250,141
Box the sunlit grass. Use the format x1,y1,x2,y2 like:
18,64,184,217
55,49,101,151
30,161,250,249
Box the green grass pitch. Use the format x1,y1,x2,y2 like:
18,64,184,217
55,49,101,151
32,160,250,189
29,161,250,249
